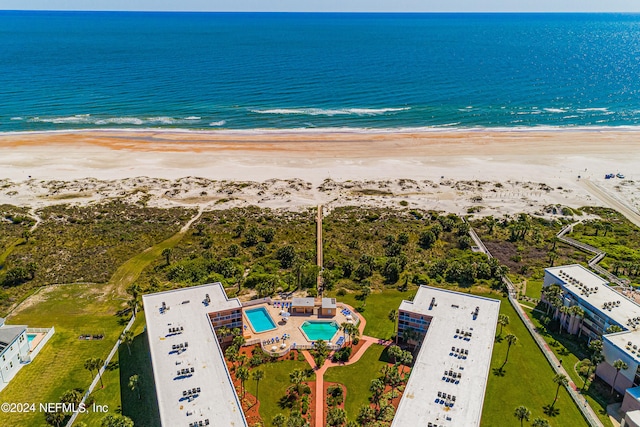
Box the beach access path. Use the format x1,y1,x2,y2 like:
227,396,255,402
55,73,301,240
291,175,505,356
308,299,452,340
301,303,386,427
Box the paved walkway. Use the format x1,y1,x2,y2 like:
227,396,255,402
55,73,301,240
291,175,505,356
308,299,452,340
302,302,384,427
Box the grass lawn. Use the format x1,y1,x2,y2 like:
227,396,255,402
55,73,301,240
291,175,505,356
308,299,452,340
327,288,416,339
483,295,589,427
0,283,126,426
74,315,158,426
524,306,615,427
257,358,314,426
524,278,544,299
324,344,389,422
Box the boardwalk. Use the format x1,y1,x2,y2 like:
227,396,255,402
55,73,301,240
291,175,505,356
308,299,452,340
317,204,323,292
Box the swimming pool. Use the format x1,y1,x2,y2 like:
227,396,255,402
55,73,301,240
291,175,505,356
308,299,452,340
300,321,339,341
245,307,277,333
27,333,36,344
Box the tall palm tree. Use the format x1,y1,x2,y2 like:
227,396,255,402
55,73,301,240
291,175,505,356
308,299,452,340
579,359,594,392
369,378,385,410
84,358,96,381
612,359,628,395
289,368,308,398
340,322,350,344
551,374,568,408
503,334,518,365
236,366,249,398
252,369,264,401
514,406,531,427
94,357,105,388
121,330,134,356
497,314,510,336
128,374,140,399
570,306,585,336
558,306,571,334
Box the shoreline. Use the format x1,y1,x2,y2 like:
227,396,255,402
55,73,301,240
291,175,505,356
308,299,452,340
5,125,640,137
0,129,639,219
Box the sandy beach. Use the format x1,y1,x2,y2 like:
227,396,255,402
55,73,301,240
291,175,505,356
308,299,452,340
0,129,639,219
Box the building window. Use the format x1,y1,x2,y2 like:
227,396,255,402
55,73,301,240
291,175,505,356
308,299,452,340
9,362,13,368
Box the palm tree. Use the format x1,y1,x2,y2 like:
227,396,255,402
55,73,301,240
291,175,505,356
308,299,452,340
497,314,509,336
570,306,585,336
514,405,531,427
551,373,568,408
236,366,249,398
128,374,140,399
326,407,347,426
612,359,628,395
121,330,134,356
402,327,419,351
356,404,376,426
93,357,105,388
532,417,550,427
272,414,287,427
388,345,403,364
369,378,385,410
399,350,413,377
340,322,349,344
578,359,594,391
558,306,571,334
84,358,96,381
289,368,308,398
503,334,518,366
252,369,264,402
162,247,172,265
388,309,398,323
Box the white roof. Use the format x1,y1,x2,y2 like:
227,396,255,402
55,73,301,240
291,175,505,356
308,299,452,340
627,409,640,425
604,329,640,363
546,265,640,327
393,286,500,427
143,283,246,427
292,297,315,307
322,298,336,308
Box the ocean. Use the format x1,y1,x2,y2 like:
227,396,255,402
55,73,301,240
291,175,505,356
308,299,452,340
1,11,640,132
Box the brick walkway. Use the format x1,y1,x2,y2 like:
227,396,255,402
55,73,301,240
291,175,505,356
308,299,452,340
302,303,383,427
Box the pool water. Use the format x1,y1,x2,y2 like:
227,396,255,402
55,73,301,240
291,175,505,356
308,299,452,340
27,334,36,344
245,307,277,333
301,321,339,341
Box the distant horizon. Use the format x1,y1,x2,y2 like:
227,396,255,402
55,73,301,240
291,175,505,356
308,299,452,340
3,0,640,13
2,9,640,14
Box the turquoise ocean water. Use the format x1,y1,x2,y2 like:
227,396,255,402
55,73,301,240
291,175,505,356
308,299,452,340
1,11,640,132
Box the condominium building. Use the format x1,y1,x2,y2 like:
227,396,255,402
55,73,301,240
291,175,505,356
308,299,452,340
143,283,247,427
394,286,501,427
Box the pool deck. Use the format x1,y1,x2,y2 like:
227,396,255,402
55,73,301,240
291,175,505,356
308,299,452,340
242,302,356,352
27,332,46,351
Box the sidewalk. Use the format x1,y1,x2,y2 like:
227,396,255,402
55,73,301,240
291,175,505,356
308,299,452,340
302,302,380,427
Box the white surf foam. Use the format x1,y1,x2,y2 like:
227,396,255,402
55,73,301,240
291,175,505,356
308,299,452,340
250,107,410,116
209,120,226,127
